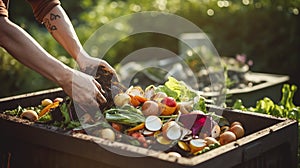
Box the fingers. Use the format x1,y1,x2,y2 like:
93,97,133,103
96,90,107,104
68,70,108,108
93,79,105,94
93,79,107,104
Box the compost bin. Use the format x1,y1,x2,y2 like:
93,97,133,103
0,88,297,168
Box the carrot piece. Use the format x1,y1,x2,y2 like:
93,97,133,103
134,95,148,103
38,101,60,118
112,122,123,132
129,95,141,107
127,122,145,133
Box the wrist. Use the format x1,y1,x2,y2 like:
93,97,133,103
55,65,74,89
75,50,90,71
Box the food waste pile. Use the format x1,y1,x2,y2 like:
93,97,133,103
3,77,246,158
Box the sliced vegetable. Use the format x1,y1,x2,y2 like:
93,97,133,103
162,121,182,140
129,94,141,107
38,101,60,118
179,113,213,136
127,122,145,133
20,110,38,121
145,116,162,131
189,139,207,153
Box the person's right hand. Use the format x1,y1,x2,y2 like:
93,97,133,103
61,69,107,108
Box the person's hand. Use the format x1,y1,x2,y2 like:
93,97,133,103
76,53,119,82
61,69,107,108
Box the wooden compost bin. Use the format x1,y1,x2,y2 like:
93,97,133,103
0,88,298,168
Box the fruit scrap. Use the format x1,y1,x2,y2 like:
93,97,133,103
159,97,178,116
204,137,220,146
144,85,156,99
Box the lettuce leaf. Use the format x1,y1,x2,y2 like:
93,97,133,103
156,76,198,102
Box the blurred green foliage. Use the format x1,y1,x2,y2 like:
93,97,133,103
1,0,299,104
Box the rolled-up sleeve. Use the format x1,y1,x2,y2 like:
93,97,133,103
0,0,8,17
26,0,60,23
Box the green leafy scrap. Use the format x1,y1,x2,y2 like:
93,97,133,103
103,105,145,126
156,76,199,102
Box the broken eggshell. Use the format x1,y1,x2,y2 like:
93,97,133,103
126,86,144,97
144,85,156,100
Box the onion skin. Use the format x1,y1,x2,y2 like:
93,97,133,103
114,93,131,107
41,99,53,106
20,110,39,122
142,101,160,116
53,97,64,103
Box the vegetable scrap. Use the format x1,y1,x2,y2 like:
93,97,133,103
2,76,247,157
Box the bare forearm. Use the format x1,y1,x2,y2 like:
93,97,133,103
0,17,72,87
43,5,86,63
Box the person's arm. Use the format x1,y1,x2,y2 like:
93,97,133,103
42,5,116,76
0,16,106,106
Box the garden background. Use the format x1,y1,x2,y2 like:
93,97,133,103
1,0,299,105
